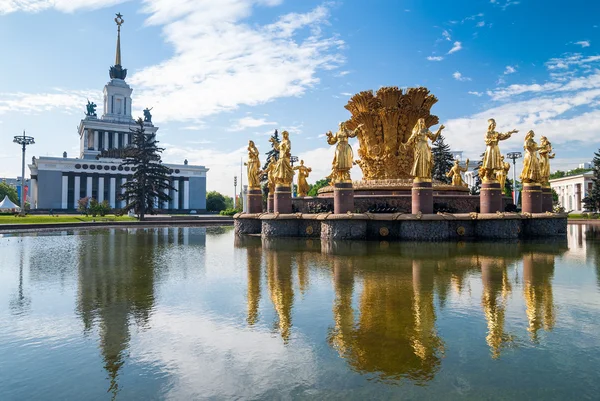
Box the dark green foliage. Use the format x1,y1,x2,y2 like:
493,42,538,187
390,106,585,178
470,153,485,195
0,182,19,205
432,135,454,184
219,208,241,216
550,167,592,180
262,129,280,173
120,118,174,220
307,178,330,197
206,191,227,212
582,151,600,212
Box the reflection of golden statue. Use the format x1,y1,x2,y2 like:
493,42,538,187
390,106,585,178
245,140,262,189
342,87,440,180
523,253,555,342
481,119,518,182
271,131,294,186
326,122,363,183
446,159,469,187
538,136,555,186
403,118,445,181
496,156,510,190
293,160,312,197
520,130,541,184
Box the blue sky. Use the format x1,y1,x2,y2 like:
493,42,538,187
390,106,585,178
1,0,599,196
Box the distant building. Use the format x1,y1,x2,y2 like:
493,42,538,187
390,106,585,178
549,172,594,212
1,178,30,202
29,16,208,211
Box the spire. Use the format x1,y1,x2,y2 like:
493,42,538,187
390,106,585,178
109,13,127,80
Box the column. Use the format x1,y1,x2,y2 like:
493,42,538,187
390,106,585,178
120,177,127,208
74,176,81,208
104,132,109,150
61,175,68,209
173,180,179,209
86,176,93,198
83,130,89,149
124,133,129,147
163,181,170,209
30,177,38,209
94,131,99,150
98,177,105,202
109,177,116,208
183,180,190,209
114,132,119,149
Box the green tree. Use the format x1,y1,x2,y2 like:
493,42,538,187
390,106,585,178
262,129,280,173
0,182,19,205
206,191,227,212
470,153,485,195
432,134,454,184
120,118,174,220
583,151,600,212
308,178,330,197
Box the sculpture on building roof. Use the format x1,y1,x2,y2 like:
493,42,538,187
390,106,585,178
402,118,445,181
143,108,153,123
85,100,97,117
326,122,363,183
446,158,469,187
481,118,518,182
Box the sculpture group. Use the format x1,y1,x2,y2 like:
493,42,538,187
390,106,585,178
242,86,556,215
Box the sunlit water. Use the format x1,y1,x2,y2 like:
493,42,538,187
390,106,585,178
1,225,599,400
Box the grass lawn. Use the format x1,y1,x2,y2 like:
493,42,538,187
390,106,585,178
0,214,137,225
568,213,599,219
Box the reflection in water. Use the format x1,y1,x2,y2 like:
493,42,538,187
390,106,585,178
583,224,600,289
523,253,555,341
266,246,294,343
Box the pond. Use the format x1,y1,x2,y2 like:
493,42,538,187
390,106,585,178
0,225,599,400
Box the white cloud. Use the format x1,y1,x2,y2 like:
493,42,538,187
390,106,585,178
340,92,353,96
229,116,277,132
476,21,485,27
0,0,127,14
490,0,520,10
427,56,444,61
335,70,351,77
468,91,483,97
574,40,591,48
442,30,451,41
0,89,100,115
128,1,344,122
453,71,471,81
447,41,462,54
546,53,600,70
504,65,517,74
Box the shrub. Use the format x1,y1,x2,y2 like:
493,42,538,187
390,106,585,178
78,197,90,216
219,208,241,216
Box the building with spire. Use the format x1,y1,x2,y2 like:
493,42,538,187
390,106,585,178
28,14,208,211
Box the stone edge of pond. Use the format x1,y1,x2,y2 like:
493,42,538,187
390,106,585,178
0,219,234,233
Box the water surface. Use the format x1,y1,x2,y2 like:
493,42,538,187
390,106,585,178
1,225,599,400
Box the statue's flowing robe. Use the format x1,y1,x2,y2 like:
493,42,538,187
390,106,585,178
520,138,541,183
273,139,294,186
483,131,511,173
410,129,436,179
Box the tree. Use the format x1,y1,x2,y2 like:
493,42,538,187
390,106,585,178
262,129,280,173
470,153,485,195
0,182,19,205
120,118,174,220
206,191,227,212
308,178,330,197
78,197,90,216
432,134,454,184
583,151,600,212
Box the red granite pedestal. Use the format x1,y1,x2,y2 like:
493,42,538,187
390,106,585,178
274,185,292,214
522,183,542,213
541,186,553,213
267,194,274,213
247,188,263,214
480,181,503,213
412,180,433,214
334,182,354,214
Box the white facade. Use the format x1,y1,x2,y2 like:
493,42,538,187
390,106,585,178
549,172,593,212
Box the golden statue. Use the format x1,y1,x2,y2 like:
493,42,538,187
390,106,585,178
271,130,294,186
244,140,261,189
266,161,276,196
326,122,363,183
342,86,440,180
481,119,518,182
446,158,469,187
538,136,555,186
496,156,510,190
293,160,312,197
402,118,445,181
520,130,541,184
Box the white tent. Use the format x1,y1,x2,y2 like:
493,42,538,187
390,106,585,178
0,195,20,211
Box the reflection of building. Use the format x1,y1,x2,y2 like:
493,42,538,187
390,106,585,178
550,172,593,212
29,17,208,211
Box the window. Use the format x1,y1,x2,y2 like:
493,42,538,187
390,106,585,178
116,99,122,115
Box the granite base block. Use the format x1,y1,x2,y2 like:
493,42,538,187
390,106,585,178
234,217,262,235
400,220,450,241
522,215,568,237
321,219,367,240
475,218,520,239
261,219,300,238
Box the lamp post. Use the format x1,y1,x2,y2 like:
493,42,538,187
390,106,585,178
234,176,237,209
13,131,35,214
506,151,522,204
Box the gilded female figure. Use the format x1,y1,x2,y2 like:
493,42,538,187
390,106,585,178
326,122,363,183
293,160,312,197
481,119,518,181
272,131,294,186
446,159,469,187
496,156,511,191
538,136,555,186
245,140,261,189
520,130,541,184
403,118,445,180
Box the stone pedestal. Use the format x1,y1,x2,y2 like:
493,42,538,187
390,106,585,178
412,180,433,214
480,181,503,213
522,183,542,213
334,182,354,214
267,194,274,213
247,188,263,214
541,186,553,213
274,185,292,214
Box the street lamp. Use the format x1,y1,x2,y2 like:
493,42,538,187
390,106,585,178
506,151,522,204
234,176,238,208
13,131,35,214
